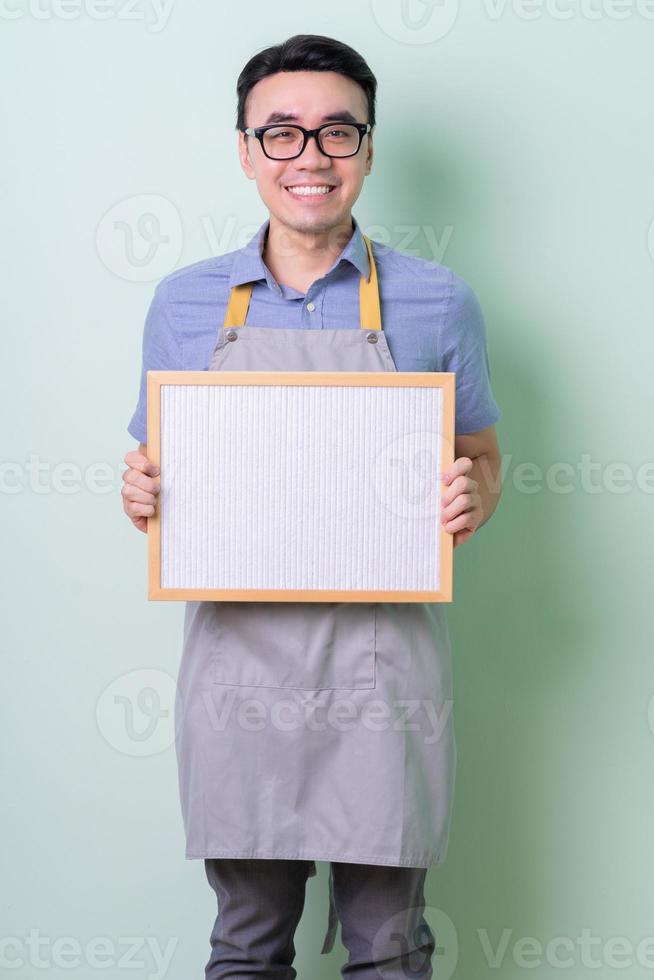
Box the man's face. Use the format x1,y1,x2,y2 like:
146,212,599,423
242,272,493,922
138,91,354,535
238,70,373,237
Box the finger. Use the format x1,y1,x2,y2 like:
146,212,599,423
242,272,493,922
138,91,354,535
123,450,159,476
124,450,160,478
443,510,478,534
121,483,157,505
122,468,161,494
131,515,148,534
440,474,477,508
442,456,473,486
124,499,157,519
441,493,478,524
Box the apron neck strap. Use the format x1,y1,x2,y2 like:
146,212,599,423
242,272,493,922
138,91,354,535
223,234,381,331
359,234,382,332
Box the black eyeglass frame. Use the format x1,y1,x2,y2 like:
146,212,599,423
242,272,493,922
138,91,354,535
241,122,372,160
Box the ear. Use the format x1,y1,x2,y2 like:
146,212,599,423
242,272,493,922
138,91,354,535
238,131,256,181
364,129,374,176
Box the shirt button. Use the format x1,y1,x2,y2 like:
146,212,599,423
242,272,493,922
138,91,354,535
306,302,316,313
225,329,238,341
366,331,379,344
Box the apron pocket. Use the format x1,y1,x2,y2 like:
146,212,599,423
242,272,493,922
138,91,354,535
207,601,376,691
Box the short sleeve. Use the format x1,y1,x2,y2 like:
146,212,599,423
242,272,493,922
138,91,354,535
127,281,182,444
439,275,502,436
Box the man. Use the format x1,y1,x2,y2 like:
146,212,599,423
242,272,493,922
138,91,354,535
122,34,502,980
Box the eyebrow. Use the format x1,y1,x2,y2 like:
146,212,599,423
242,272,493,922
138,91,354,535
262,110,360,125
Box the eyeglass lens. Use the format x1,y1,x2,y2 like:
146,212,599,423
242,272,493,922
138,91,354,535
262,125,361,159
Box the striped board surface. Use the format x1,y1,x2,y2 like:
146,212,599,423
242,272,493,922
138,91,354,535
147,370,455,601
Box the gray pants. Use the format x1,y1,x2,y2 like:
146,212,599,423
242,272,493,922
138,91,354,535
204,858,435,979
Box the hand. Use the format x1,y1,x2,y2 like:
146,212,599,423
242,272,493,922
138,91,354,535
441,456,482,549
121,448,160,534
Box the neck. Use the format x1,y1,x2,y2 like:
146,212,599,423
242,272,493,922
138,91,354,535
263,216,355,293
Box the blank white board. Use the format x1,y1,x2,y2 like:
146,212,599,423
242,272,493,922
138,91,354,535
147,371,454,601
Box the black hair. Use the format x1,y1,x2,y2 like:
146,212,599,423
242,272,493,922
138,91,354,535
236,34,377,131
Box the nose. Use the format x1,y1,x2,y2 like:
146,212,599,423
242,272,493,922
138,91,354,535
295,134,331,168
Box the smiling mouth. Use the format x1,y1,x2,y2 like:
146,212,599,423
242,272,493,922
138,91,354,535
284,184,337,198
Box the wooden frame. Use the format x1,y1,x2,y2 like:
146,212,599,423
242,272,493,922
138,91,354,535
147,371,455,602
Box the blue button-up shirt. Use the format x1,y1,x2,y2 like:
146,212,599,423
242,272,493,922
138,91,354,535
127,215,501,444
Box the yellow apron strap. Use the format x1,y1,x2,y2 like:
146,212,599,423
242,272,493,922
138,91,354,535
223,281,253,328
223,233,381,330
359,234,382,331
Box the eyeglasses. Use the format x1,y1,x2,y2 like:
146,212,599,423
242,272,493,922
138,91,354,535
241,122,372,160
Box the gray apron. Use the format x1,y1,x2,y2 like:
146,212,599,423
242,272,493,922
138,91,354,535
174,235,456,955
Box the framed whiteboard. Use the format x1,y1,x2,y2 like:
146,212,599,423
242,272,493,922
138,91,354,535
147,371,455,602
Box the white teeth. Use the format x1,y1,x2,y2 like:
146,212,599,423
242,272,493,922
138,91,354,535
286,185,334,196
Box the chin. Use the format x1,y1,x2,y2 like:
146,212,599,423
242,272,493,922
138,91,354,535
289,218,335,234
278,208,351,236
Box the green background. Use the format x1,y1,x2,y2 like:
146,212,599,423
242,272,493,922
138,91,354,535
2,1,653,977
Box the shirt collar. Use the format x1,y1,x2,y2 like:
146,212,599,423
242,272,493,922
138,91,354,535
228,215,371,290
